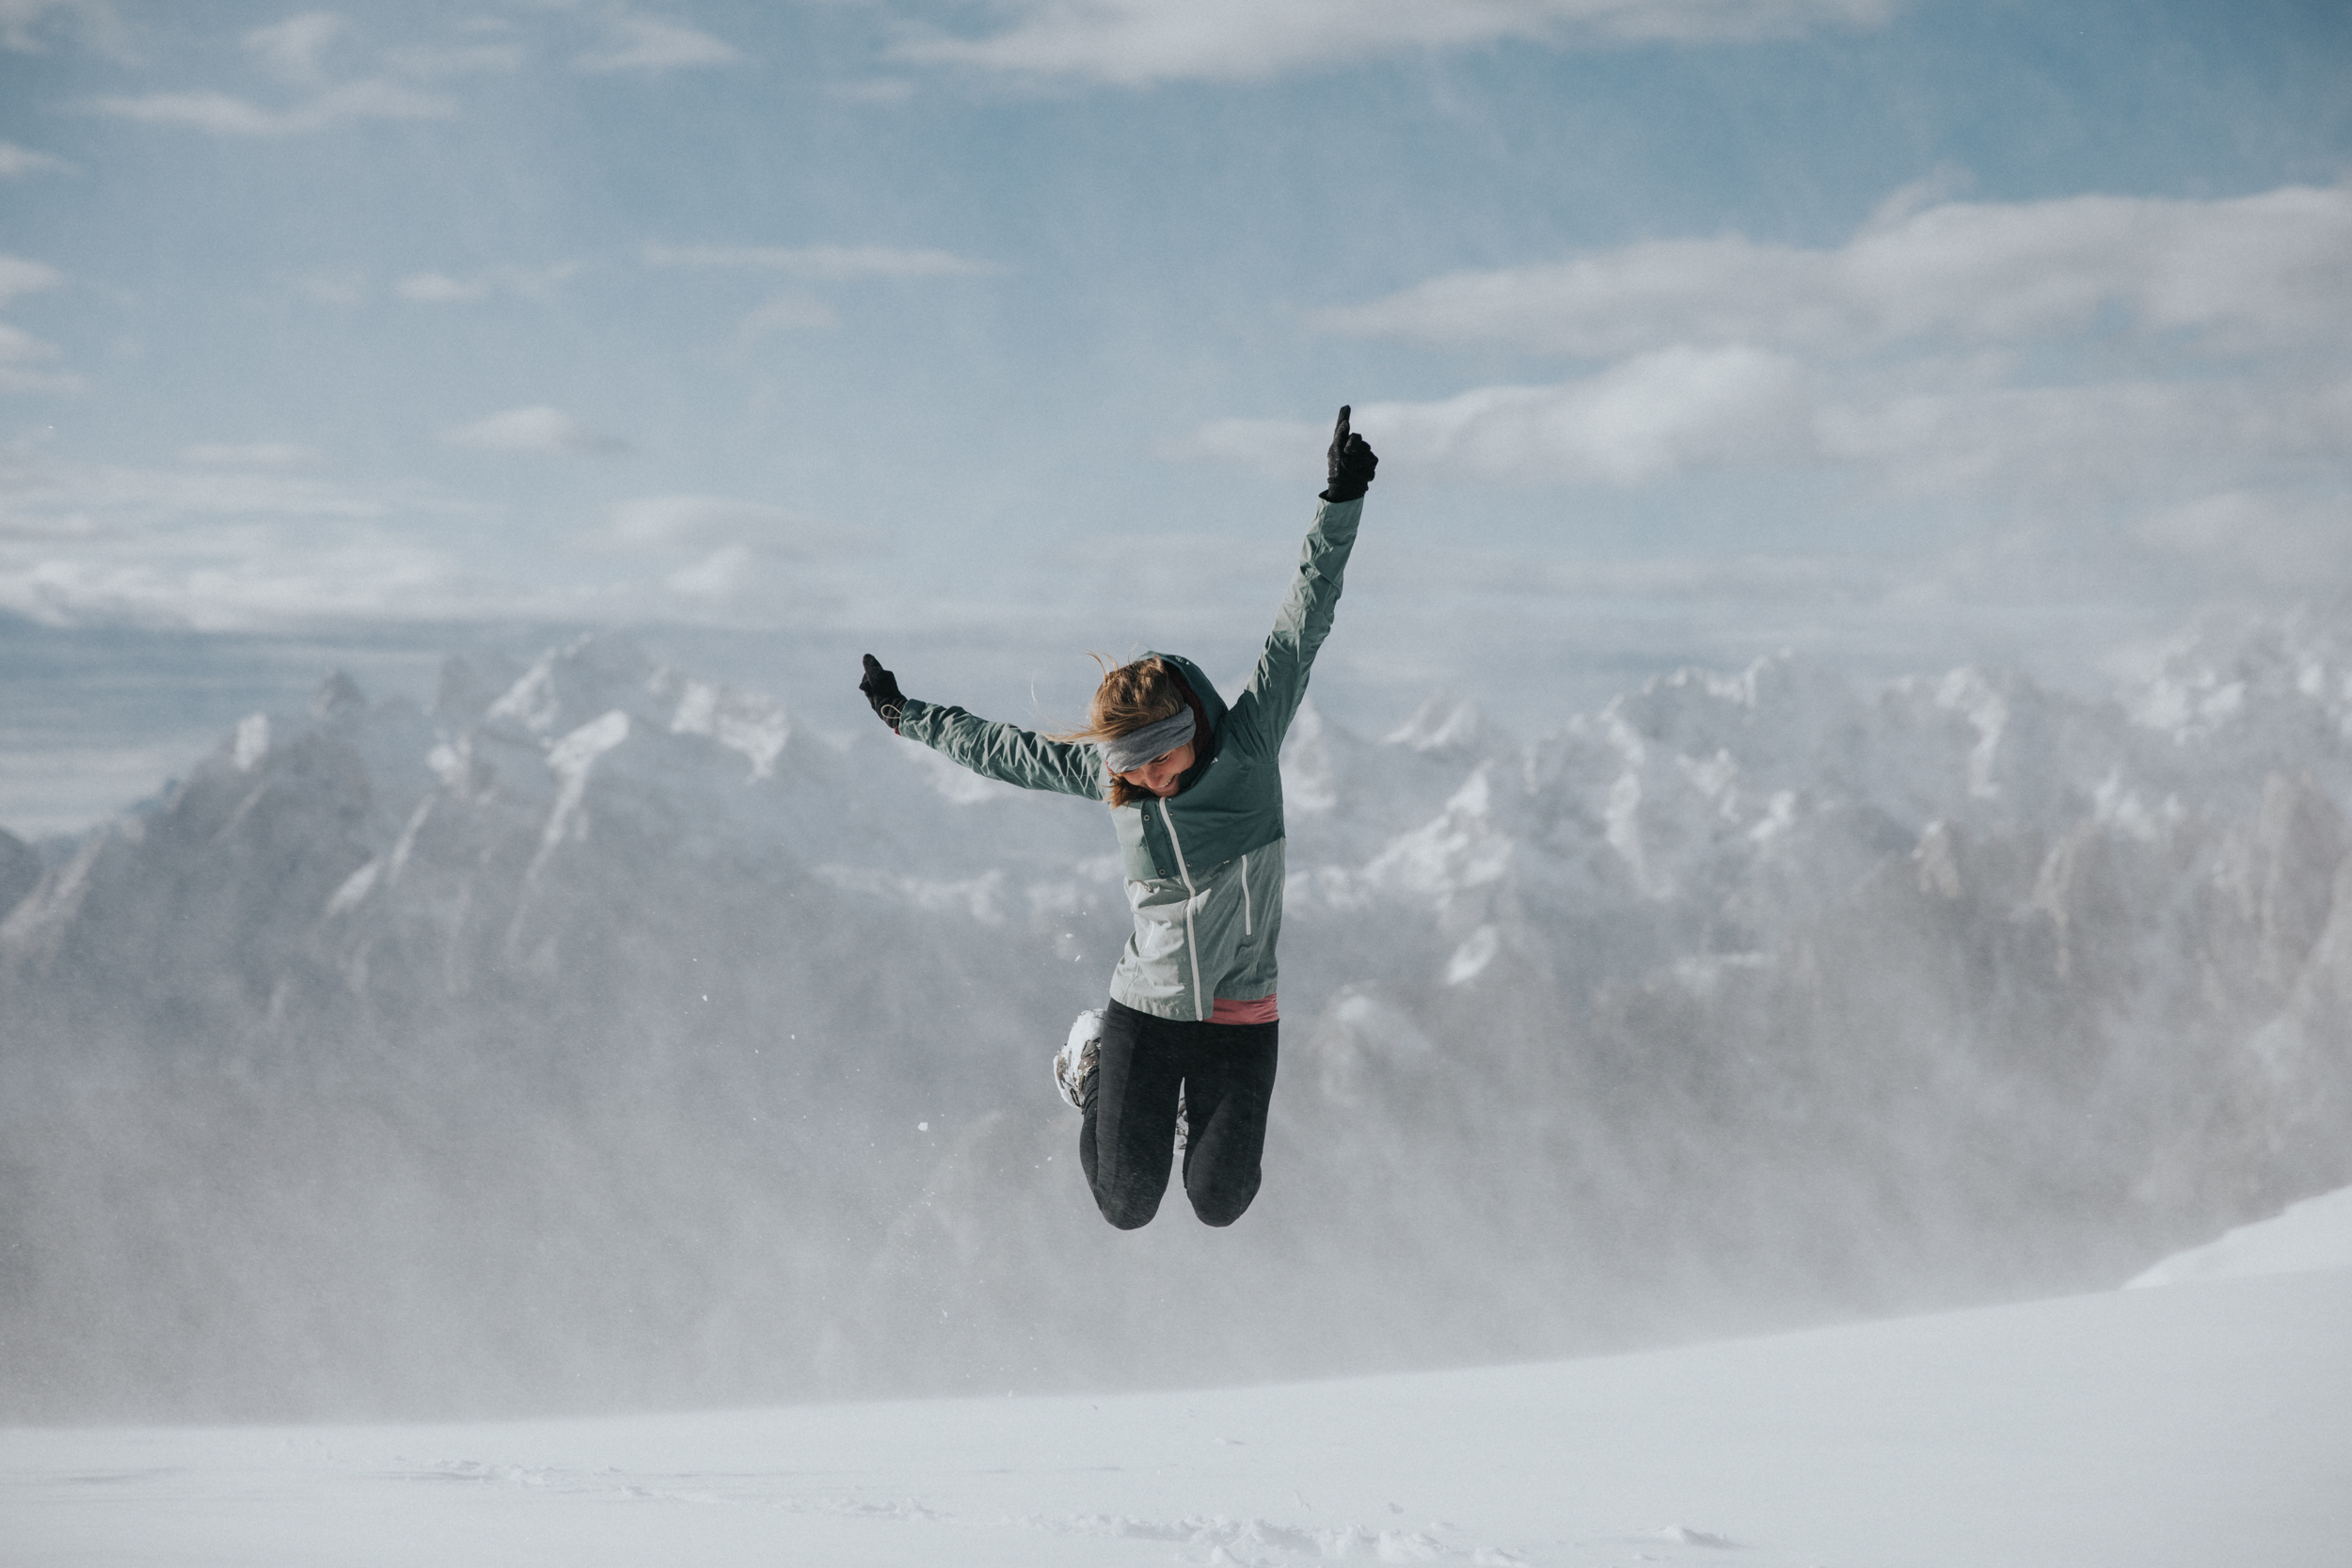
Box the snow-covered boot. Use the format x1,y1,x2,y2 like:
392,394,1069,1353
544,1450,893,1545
1056,1008,1104,1112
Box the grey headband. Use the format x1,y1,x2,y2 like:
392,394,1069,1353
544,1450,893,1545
1099,708,1197,776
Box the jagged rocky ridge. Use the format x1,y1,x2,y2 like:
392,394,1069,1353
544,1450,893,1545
3,610,2350,1418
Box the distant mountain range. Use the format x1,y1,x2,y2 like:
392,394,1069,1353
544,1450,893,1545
5,610,2349,1419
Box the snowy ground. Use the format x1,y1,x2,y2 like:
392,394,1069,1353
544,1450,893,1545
7,1249,2349,1568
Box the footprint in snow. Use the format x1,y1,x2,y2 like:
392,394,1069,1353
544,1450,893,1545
1659,1524,1740,1547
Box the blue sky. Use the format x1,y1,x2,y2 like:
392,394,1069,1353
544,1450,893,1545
2,0,2349,829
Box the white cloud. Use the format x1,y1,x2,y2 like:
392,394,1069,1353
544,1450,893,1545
1386,545,1895,604
0,253,66,306
384,40,526,78
0,441,485,629
0,260,74,391
82,12,534,135
1188,181,2352,605
441,405,629,456
245,10,346,86
0,368,78,394
1192,346,1813,487
1198,363,2352,508
1815,374,2352,507
663,544,758,600
0,322,60,362
575,12,742,73
89,13,477,135
828,77,916,105
88,89,282,135
0,321,82,393
289,270,369,305
1316,184,2352,359
394,272,489,305
894,0,1891,85
0,140,77,178
178,442,325,468
0,0,66,50
0,450,388,534
1257,182,2352,505
394,261,579,304
605,492,853,555
645,243,1002,340
0,0,124,56
0,442,866,632
90,78,456,135
0,366,83,396
2129,488,2352,594
596,493,872,616
740,292,838,336
644,243,1001,280
655,542,848,614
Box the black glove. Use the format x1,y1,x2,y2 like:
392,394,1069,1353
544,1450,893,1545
1321,404,1378,503
858,654,905,732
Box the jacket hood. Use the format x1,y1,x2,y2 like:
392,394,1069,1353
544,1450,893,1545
1148,651,1227,726
1147,651,1226,791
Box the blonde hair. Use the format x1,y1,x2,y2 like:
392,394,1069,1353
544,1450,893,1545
1053,655,1188,807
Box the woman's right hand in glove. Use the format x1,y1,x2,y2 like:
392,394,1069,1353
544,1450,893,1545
1321,404,1377,502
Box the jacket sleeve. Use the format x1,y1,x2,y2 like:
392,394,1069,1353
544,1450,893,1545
1227,495,1363,757
895,698,1106,800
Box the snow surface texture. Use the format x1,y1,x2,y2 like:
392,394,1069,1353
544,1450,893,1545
2129,1181,2352,1287
5,1270,2347,1568
4,608,2352,1419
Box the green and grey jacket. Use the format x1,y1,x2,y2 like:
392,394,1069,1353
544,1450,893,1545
894,495,1362,1022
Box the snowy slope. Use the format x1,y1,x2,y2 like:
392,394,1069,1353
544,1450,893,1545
2129,1183,2352,1287
6,1268,2347,1568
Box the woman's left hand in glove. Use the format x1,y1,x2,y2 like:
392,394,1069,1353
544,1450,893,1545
858,654,906,732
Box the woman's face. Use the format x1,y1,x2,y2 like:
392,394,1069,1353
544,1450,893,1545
1119,741,1195,799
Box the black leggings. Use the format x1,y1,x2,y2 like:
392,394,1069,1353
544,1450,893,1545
1081,998,1279,1230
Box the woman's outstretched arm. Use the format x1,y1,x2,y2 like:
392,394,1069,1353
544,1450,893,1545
1228,406,1378,757
858,654,1104,800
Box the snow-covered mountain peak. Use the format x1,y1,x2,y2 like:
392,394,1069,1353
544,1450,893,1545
2126,602,2352,745
1600,651,1875,785
1383,693,1486,753
660,673,788,781
310,670,367,721
480,632,666,739
1279,700,1343,814
446,631,794,789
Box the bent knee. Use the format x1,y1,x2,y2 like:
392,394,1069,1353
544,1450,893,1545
1093,1183,1164,1231
1188,1181,1260,1228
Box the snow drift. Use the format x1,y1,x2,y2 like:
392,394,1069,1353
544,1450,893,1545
2128,1181,2352,1287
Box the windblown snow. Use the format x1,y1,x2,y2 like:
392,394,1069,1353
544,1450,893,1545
5,1269,2345,1568
2,609,2350,1420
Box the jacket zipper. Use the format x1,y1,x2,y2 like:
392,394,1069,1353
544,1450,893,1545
1240,851,1252,937
1159,799,1208,1021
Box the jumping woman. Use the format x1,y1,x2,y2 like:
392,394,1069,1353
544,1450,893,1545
856,406,1378,1230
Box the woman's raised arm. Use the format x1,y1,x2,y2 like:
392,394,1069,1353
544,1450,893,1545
1227,407,1377,757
